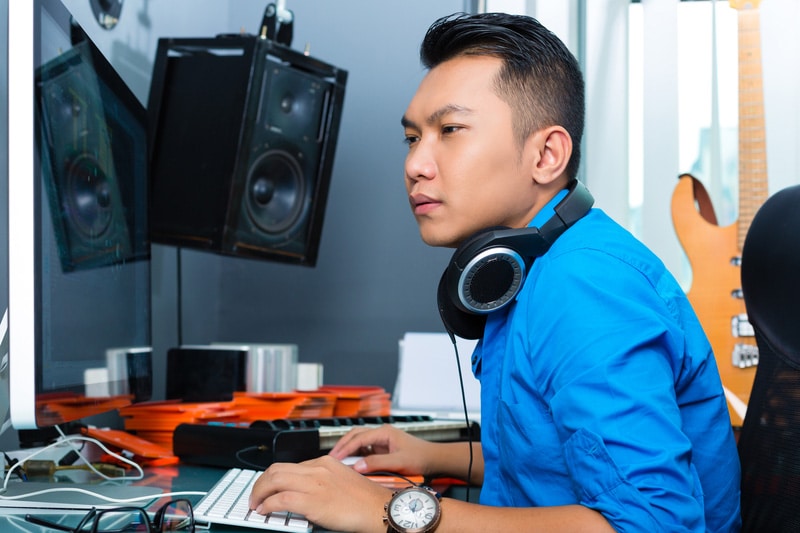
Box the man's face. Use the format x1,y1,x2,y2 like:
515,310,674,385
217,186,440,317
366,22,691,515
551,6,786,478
402,55,541,248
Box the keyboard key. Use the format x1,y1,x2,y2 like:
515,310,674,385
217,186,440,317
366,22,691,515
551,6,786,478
248,510,269,523
194,468,311,532
267,512,289,526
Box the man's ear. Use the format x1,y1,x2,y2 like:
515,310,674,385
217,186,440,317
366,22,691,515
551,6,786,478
528,126,572,186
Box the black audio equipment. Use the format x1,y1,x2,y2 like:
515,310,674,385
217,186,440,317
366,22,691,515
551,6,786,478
147,35,347,266
165,346,247,402
173,424,320,470
35,39,148,272
172,416,479,469
438,180,594,340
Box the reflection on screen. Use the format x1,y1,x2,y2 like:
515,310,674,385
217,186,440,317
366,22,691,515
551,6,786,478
16,0,151,427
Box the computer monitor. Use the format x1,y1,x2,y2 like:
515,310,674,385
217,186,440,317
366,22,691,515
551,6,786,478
7,0,151,430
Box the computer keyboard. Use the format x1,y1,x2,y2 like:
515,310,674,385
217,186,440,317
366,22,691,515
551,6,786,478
194,468,312,532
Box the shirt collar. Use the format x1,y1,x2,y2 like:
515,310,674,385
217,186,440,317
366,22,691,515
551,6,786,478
527,188,569,229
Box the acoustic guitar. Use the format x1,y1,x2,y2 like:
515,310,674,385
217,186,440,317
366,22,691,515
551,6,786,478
671,0,768,428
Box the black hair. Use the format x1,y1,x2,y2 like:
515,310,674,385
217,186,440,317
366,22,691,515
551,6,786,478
420,12,585,180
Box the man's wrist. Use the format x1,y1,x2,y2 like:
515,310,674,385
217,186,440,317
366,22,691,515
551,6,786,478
382,485,442,533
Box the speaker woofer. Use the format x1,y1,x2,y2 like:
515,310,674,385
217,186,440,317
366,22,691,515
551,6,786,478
244,149,307,234
64,153,114,238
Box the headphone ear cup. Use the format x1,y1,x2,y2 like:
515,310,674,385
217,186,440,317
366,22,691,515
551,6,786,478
435,180,594,340
437,269,487,340
446,226,528,314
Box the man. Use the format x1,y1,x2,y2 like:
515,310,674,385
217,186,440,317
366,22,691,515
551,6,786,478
249,12,741,532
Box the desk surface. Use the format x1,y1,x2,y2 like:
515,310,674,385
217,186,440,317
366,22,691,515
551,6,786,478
1,463,466,532
0,464,474,532
0,464,334,532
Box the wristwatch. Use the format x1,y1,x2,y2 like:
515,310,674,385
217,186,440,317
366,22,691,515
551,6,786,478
383,485,442,533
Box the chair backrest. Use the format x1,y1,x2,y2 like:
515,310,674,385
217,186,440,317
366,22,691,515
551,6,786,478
738,183,800,532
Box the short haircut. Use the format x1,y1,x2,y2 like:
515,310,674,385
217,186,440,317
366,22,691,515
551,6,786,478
420,12,585,180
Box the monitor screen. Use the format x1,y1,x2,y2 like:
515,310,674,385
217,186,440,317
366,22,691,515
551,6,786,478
7,0,151,430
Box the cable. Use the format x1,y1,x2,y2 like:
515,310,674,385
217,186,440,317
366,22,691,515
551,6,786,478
447,333,475,503
1,433,143,493
234,445,271,471
0,425,207,505
0,485,206,505
53,425,144,482
176,247,183,347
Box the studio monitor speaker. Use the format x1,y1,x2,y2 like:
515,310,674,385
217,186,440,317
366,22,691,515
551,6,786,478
148,36,347,266
36,40,148,272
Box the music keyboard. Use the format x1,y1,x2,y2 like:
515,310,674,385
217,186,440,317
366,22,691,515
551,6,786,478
173,415,479,470
250,415,477,450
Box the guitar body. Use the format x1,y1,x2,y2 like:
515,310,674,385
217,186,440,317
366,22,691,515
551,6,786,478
672,174,756,427
670,1,768,429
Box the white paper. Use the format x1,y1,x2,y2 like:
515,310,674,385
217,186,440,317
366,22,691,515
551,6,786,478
393,332,480,415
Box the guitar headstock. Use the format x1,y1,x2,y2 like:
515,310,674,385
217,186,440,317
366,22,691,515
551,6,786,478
729,0,762,10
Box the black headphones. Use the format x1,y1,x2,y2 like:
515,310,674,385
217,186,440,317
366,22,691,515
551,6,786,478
437,179,594,340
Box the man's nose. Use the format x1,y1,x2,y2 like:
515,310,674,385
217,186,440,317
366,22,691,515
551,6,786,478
405,141,437,182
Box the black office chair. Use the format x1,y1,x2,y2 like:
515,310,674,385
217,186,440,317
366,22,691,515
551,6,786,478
738,183,800,532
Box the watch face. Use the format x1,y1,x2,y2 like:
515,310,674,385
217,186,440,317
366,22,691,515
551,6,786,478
387,487,441,533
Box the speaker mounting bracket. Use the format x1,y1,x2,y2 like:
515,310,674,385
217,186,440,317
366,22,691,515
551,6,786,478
89,0,123,30
260,1,294,46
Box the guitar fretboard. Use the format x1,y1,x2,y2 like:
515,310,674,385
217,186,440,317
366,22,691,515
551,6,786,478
737,7,769,250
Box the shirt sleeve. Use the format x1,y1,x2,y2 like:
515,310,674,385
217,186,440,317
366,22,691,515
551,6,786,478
524,246,707,532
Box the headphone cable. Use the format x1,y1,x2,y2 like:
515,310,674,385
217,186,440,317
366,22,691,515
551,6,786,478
447,332,474,503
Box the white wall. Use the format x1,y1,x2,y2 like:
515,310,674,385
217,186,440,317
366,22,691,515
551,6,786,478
492,0,800,285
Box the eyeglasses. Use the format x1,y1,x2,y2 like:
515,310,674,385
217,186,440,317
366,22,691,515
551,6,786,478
24,498,194,533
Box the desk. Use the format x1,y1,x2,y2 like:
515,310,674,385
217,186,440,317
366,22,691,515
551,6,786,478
0,464,326,532
0,464,474,532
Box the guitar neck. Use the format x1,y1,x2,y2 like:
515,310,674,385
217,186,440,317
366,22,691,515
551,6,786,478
737,7,769,251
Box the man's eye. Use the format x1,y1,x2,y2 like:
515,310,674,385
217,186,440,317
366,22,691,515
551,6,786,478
442,125,461,135
403,135,419,146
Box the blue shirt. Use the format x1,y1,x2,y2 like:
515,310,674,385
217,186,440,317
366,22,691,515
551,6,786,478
472,191,741,532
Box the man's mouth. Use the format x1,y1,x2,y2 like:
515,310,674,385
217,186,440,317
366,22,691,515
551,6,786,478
410,194,440,215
